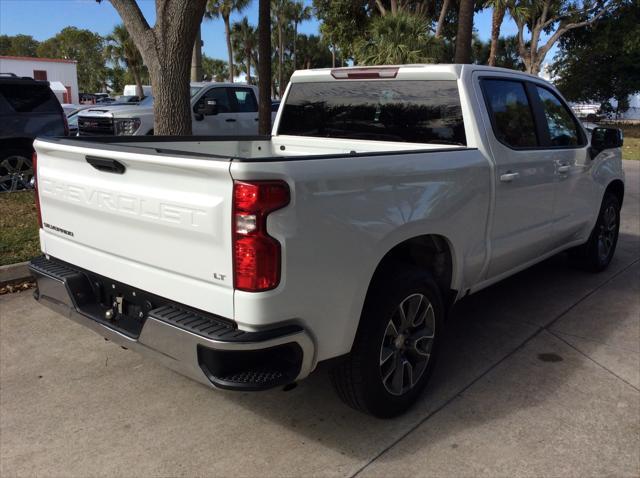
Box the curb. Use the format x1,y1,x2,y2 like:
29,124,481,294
0,262,31,284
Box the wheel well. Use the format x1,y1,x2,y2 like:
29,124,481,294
0,138,34,157
369,235,456,309
605,180,624,207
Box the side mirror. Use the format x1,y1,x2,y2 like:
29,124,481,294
591,127,623,156
194,98,218,117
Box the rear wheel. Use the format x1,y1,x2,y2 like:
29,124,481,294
330,266,444,418
0,149,33,192
570,193,620,272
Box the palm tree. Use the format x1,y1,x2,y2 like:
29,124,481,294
289,1,312,70
271,0,292,98
486,0,508,66
296,34,332,69
105,24,146,98
434,0,452,38
355,12,440,65
258,0,272,134
232,17,258,83
454,0,474,64
206,0,250,82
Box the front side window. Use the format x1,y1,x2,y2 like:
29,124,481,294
279,80,466,145
203,87,231,113
231,88,258,112
535,86,581,147
482,79,537,148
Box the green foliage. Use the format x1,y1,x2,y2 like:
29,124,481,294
472,35,524,69
231,17,258,82
313,0,370,58
105,24,148,95
0,34,39,57
0,191,40,266
37,27,106,93
202,55,232,82
296,34,332,69
550,0,640,108
354,12,441,65
205,0,251,19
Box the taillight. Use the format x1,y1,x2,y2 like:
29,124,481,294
233,180,290,292
32,152,43,228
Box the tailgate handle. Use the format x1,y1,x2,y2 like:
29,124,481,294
86,156,126,174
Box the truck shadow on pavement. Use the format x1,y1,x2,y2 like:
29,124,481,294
221,231,639,463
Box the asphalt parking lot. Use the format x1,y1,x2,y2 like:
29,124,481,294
1,161,638,477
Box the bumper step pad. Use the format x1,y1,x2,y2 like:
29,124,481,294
29,255,307,391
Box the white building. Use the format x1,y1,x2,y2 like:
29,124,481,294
0,55,79,104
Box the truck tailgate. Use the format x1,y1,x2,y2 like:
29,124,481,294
33,139,234,318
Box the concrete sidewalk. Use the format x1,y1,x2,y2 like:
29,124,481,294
1,161,638,477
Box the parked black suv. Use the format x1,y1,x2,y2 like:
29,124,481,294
0,73,68,192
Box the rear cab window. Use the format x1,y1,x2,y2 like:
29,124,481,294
278,80,466,145
0,83,61,113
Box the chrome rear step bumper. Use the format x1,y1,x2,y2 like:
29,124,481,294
29,256,315,390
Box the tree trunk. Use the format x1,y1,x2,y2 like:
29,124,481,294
292,23,298,70
488,5,506,66
109,0,207,136
224,15,234,82
435,0,451,38
331,44,336,68
191,26,203,81
150,58,192,135
454,0,474,64
258,0,271,135
246,53,251,84
278,23,284,98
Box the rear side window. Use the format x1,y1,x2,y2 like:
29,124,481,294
0,83,61,113
535,86,582,147
279,80,466,145
231,88,258,113
482,79,537,148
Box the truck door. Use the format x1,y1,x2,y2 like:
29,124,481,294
228,87,259,135
192,86,237,135
530,84,596,248
478,77,557,279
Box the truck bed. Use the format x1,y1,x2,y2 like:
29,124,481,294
38,134,471,162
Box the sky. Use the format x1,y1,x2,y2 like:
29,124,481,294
0,0,551,64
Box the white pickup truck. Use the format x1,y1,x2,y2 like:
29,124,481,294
77,82,263,136
29,65,625,417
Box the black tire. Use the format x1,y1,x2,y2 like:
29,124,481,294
0,148,34,192
330,265,444,418
569,193,621,272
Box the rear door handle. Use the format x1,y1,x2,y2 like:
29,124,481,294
557,164,571,173
499,172,520,182
86,156,125,174
225,118,237,123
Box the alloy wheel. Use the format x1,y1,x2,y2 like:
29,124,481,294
597,204,617,262
379,293,435,396
0,155,33,192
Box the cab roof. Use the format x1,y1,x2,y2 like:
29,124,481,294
290,64,541,83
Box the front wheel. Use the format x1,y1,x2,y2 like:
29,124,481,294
330,266,444,418
570,193,621,272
